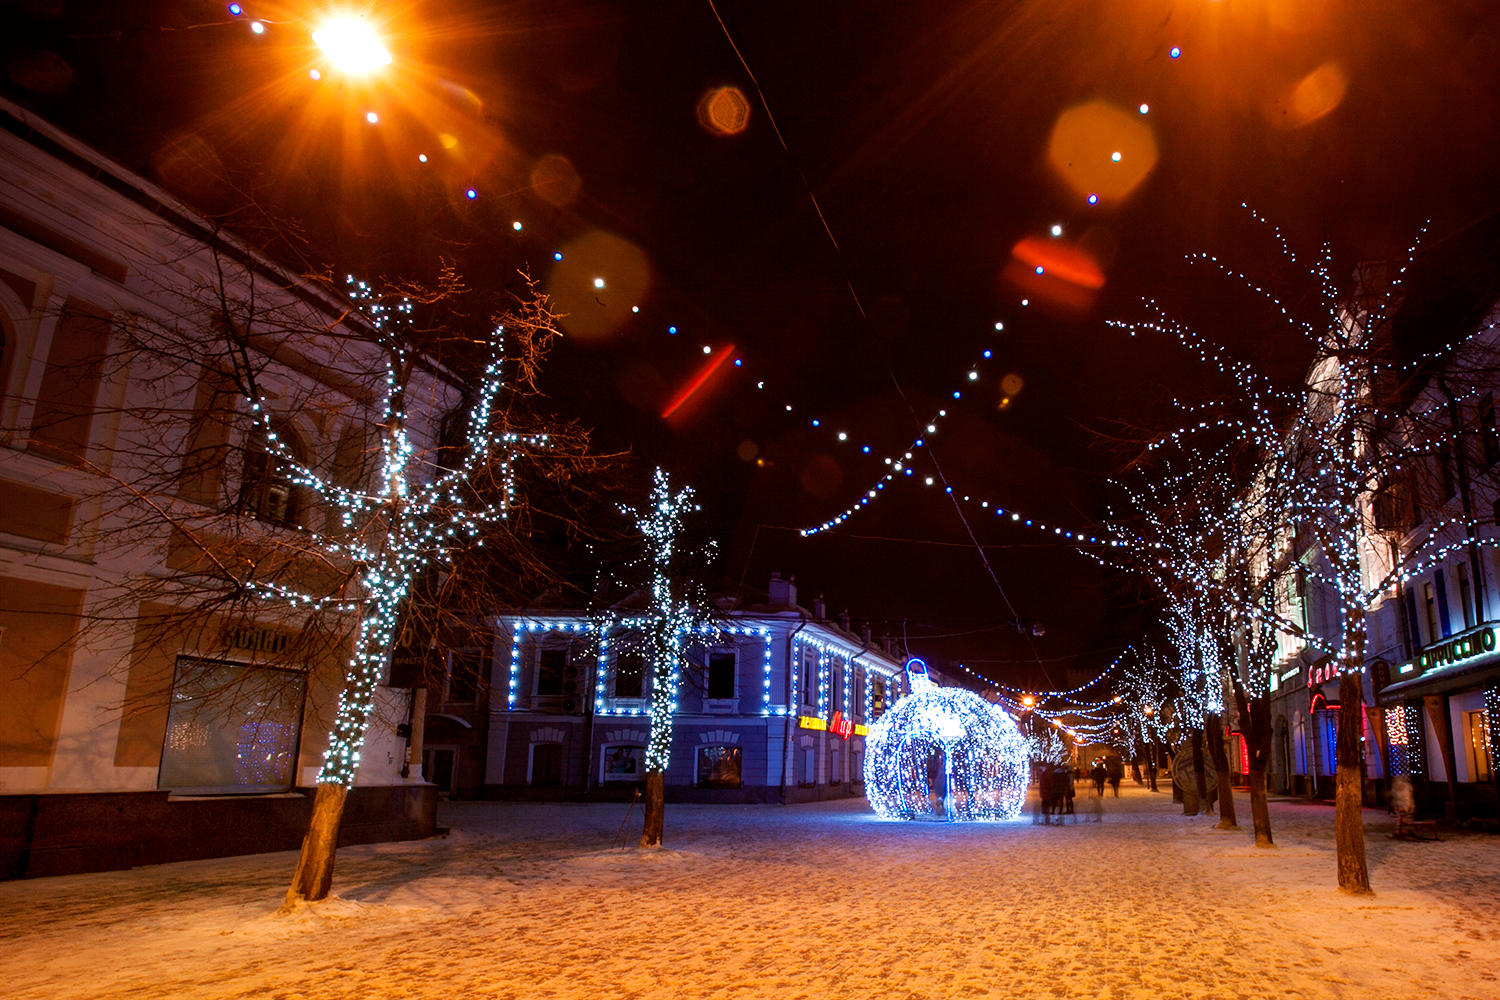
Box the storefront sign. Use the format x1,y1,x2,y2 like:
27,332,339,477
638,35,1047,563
1399,624,1496,677
799,713,870,738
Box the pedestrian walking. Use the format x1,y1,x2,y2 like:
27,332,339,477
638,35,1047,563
1106,756,1123,797
1091,761,1106,796
1034,763,1054,824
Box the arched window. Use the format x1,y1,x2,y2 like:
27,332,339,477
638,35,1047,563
239,420,301,527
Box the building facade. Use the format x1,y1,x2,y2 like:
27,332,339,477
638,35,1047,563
0,98,445,878
414,574,912,804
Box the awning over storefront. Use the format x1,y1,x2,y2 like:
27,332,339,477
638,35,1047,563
1377,652,1500,702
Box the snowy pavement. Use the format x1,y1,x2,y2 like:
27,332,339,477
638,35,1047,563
1,785,1497,999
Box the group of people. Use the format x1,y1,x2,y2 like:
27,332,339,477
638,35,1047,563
1031,757,1126,824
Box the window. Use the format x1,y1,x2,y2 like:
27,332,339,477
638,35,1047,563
158,656,306,794
239,421,301,527
1482,395,1500,468
802,747,816,785
800,648,817,707
696,745,742,788
830,663,843,712
852,751,863,784
601,744,645,782
178,368,236,505
614,651,645,698
536,649,566,696
830,747,841,785
446,649,485,704
1464,710,1491,782
707,652,735,699
30,299,111,464
854,668,864,717
529,743,563,786
873,677,886,716
1423,582,1440,645
1439,444,1457,501
1458,563,1476,630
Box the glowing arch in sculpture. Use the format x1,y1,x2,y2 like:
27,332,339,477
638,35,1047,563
863,659,1029,821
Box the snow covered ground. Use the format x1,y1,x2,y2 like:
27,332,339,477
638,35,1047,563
1,785,1496,999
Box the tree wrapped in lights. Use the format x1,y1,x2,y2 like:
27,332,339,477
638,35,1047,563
864,660,1029,821
1102,211,1500,889
267,276,562,907
626,467,714,848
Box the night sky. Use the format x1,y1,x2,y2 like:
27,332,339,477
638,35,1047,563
6,0,1500,688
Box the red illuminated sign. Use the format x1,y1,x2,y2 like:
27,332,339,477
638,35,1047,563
830,710,854,740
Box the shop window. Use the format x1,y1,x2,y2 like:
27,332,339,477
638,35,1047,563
707,652,735,699
614,651,645,698
696,745,742,788
158,656,306,794
1464,710,1491,783
830,747,841,785
536,649,566,696
601,743,645,782
801,747,816,786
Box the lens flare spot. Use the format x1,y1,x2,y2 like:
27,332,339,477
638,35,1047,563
737,440,759,462
546,230,653,340
697,86,751,135
1048,101,1157,202
439,133,458,149
801,456,844,498
1280,62,1348,128
1001,373,1025,396
531,153,582,207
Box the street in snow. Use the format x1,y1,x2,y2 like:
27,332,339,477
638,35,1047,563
1,787,1495,1000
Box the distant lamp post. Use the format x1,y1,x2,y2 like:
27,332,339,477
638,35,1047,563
313,17,393,73
1021,695,1036,708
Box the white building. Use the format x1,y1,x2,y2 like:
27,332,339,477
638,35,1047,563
0,98,450,878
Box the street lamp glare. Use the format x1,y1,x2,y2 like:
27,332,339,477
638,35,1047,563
313,17,392,74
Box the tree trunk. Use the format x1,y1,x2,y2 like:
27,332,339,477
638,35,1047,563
281,782,348,910
1191,728,1211,815
1236,690,1275,847
639,769,665,848
1207,714,1239,830
1335,669,1371,893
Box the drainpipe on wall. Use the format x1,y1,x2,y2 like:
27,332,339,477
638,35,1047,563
778,615,811,802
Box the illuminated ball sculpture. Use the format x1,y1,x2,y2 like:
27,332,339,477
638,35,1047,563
864,660,1029,821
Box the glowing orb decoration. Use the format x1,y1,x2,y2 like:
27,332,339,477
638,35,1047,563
864,660,1029,821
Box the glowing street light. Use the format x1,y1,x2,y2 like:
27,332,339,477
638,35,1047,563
313,17,392,74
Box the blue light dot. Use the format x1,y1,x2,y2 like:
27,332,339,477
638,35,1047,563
905,468,913,475
952,391,961,399
1035,266,1044,275
668,325,677,334
733,358,742,367
465,189,477,199
554,252,563,261
228,3,242,13
1170,46,1181,58
862,446,870,454
812,419,820,427
1088,194,1099,204
983,350,992,358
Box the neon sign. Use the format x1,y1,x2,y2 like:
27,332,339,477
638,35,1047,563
798,712,869,738
1399,624,1496,677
